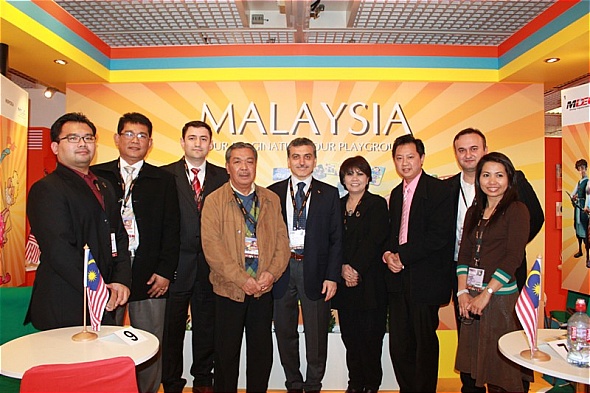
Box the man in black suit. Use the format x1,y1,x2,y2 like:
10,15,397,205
161,121,228,393
26,112,131,331
269,137,343,393
446,127,544,393
92,112,180,393
382,134,452,393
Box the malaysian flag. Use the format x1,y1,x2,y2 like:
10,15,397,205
515,257,542,351
25,233,41,265
86,250,109,331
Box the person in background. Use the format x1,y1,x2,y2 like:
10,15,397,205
161,121,228,393
26,112,131,330
332,156,389,393
382,134,452,393
269,137,343,393
455,152,533,392
92,112,180,393
201,142,290,393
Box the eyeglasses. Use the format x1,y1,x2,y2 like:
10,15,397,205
58,134,96,144
120,131,149,140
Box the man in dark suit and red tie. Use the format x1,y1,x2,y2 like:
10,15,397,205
26,112,131,331
269,137,343,393
161,121,228,393
382,134,453,393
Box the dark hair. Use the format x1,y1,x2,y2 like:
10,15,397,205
182,120,212,139
287,137,316,158
117,112,153,137
453,127,487,149
339,156,372,190
50,112,97,142
225,142,257,163
392,134,424,157
575,159,588,170
464,152,518,234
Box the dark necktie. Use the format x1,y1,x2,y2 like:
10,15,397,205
295,182,306,229
191,168,202,210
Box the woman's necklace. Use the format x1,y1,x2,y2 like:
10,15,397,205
346,196,362,216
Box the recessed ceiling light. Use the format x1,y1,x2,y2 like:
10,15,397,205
54,59,68,65
544,57,560,63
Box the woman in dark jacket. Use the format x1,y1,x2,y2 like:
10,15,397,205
333,156,389,393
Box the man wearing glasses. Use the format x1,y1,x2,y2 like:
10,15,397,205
26,112,132,331
92,112,180,393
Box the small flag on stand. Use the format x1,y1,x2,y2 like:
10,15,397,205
515,257,542,351
25,233,41,265
86,250,109,331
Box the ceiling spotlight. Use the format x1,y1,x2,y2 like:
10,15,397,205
545,57,560,63
54,59,68,65
44,87,57,99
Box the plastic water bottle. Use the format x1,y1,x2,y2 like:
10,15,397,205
566,298,590,367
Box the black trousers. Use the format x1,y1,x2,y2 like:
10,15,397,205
338,305,387,391
388,292,440,393
214,293,273,393
161,277,215,392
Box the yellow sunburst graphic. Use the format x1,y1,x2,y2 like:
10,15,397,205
532,283,541,297
88,270,97,283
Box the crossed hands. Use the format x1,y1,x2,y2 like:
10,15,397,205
242,271,275,296
382,251,404,273
341,264,360,287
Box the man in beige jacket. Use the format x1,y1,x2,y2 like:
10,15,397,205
201,142,290,393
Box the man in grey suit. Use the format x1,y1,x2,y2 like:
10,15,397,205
269,137,343,393
161,121,228,393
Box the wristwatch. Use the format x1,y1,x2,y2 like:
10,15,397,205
486,287,494,295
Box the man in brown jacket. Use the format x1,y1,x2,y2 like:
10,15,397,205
201,142,290,393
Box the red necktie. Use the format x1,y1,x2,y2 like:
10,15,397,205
191,168,202,210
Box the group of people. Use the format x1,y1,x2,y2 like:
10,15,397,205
25,111,544,393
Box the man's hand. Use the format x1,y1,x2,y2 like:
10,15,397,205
322,280,337,301
341,264,360,287
383,251,404,273
242,277,262,296
105,283,130,311
146,273,170,298
256,271,275,292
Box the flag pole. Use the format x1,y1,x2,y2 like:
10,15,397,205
519,255,549,361
72,244,98,342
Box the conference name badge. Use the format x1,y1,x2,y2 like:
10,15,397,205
245,236,259,258
467,267,485,289
290,229,305,249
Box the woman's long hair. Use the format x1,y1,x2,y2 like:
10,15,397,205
464,152,519,234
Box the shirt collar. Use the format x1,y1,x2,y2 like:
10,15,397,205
230,181,256,196
290,175,312,189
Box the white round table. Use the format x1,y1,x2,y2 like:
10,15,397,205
0,326,159,379
499,329,590,386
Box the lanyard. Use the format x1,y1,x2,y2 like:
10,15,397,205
459,185,469,208
473,216,490,267
233,192,258,237
184,160,206,208
289,181,312,225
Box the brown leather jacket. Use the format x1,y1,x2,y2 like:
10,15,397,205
201,182,290,302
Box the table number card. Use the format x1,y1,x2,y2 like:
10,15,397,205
114,327,148,346
546,338,569,361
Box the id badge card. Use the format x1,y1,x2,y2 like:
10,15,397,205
121,208,137,249
111,233,118,257
289,229,305,250
245,236,259,258
467,267,485,289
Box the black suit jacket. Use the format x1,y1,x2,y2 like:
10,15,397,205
446,170,544,289
269,178,343,301
332,191,389,311
26,163,132,330
385,172,453,305
161,159,228,292
92,160,180,302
